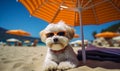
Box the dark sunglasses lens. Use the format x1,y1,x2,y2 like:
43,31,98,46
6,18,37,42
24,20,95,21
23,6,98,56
57,32,65,36
46,33,54,37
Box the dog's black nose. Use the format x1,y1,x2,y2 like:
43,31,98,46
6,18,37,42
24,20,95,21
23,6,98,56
53,38,58,42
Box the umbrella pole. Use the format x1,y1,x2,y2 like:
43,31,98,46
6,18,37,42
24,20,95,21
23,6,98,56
78,10,86,64
77,0,86,64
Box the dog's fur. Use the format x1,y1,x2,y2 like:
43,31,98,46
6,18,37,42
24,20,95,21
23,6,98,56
40,21,79,71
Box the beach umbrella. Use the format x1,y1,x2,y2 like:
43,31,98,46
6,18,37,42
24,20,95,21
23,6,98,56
6,30,31,36
18,0,120,26
74,34,80,38
18,0,120,63
24,40,30,43
6,38,19,42
6,38,22,46
95,32,120,38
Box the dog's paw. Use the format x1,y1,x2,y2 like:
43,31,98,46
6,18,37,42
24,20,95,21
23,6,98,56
58,61,76,70
44,67,57,71
43,62,58,71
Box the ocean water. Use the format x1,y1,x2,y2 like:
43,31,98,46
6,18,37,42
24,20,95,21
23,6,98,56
2,41,46,46
37,42,46,46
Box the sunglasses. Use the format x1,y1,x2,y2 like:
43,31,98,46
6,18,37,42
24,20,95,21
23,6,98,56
46,31,66,38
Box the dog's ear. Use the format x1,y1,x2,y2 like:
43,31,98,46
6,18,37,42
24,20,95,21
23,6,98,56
65,25,75,40
57,21,75,40
39,30,46,43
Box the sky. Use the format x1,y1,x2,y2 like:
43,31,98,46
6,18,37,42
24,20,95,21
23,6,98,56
0,0,120,41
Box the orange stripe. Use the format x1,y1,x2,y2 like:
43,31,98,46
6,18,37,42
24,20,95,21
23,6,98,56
34,11,52,19
20,0,33,14
26,0,36,13
37,9,56,16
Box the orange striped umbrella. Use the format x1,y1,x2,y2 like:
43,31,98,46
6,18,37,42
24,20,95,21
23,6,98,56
18,0,120,63
6,30,31,36
95,32,120,38
18,0,120,26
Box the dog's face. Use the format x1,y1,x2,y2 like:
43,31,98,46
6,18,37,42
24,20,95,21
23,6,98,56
40,21,74,51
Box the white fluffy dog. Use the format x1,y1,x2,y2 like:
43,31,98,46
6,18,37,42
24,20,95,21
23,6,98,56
40,21,79,71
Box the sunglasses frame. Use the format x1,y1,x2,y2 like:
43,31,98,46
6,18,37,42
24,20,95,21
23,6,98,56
46,31,66,38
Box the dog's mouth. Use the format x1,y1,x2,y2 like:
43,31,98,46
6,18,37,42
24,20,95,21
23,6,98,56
49,42,65,51
51,42,63,47
53,42,60,44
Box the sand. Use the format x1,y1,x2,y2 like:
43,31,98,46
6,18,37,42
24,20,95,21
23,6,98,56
0,45,120,71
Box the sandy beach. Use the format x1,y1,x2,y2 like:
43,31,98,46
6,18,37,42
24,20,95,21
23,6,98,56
0,45,120,71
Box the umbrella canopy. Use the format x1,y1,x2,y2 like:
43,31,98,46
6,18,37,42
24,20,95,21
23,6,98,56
18,0,120,26
6,30,31,36
6,38,20,42
95,32,120,38
18,0,120,63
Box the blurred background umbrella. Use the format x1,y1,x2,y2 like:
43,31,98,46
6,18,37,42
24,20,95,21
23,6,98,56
6,30,31,36
24,40,30,44
95,32,120,38
18,0,120,63
74,34,80,38
6,38,19,42
24,40,31,46
6,38,21,46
